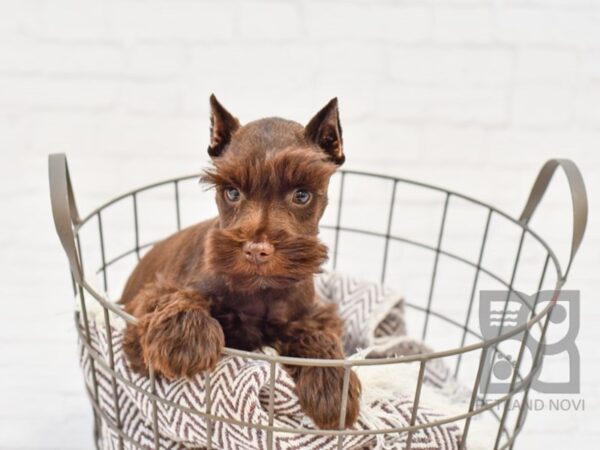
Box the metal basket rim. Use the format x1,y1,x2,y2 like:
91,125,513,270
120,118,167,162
73,168,565,367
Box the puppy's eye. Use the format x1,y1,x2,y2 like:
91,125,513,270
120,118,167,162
292,189,311,205
224,187,241,202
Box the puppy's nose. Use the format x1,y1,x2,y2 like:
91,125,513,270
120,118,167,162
243,241,274,265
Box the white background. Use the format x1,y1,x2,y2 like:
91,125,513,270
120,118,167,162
1,0,599,448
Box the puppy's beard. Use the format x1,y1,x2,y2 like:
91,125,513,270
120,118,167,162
206,228,328,292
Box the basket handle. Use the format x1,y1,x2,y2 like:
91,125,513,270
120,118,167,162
519,159,588,281
49,153,83,284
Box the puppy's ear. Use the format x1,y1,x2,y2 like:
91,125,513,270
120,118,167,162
208,94,240,158
305,98,344,165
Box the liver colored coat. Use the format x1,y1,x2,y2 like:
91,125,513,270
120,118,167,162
120,95,360,429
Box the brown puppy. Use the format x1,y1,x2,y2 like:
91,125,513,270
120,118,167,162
120,95,361,429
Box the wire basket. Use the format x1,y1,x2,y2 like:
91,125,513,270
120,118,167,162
49,154,587,450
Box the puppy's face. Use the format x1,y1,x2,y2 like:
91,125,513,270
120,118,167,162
202,96,345,292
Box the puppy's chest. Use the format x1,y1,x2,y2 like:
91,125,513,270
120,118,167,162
207,290,299,350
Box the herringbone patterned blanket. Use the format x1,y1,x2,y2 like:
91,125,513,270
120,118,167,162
79,272,468,449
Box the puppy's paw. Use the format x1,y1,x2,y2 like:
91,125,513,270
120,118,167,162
296,367,361,429
140,302,224,380
123,324,150,376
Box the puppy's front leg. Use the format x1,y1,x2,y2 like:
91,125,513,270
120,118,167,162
273,303,361,429
123,278,224,379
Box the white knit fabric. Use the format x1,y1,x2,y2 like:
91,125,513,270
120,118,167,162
79,272,468,450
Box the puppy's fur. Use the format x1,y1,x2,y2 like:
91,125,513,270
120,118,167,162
120,95,361,429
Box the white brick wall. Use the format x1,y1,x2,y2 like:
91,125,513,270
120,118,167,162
1,0,599,448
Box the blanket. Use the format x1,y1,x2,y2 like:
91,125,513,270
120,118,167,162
78,272,471,450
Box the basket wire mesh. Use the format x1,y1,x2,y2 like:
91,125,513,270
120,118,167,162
49,154,587,450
